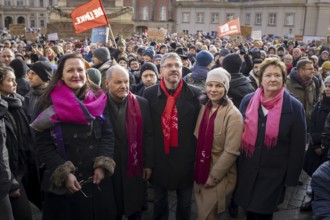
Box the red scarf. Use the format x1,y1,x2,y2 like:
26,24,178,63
160,78,183,154
126,92,143,176
241,87,285,157
194,103,220,184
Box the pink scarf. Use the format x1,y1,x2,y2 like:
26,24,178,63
241,87,285,157
50,80,107,124
194,102,220,184
126,92,143,176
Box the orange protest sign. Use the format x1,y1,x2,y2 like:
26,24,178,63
217,18,241,38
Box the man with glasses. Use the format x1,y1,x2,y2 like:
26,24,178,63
143,53,201,220
286,59,317,127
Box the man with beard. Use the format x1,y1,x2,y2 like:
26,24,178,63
143,53,201,220
132,62,159,96
248,59,263,90
105,65,153,220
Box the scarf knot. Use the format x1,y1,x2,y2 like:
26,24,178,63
241,87,285,157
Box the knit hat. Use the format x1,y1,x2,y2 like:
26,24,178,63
222,54,242,74
9,58,29,79
118,57,128,64
30,61,53,82
93,47,110,63
86,68,102,86
143,46,154,59
219,48,230,57
196,50,214,67
324,76,330,85
140,62,158,77
322,61,330,70
176,48,188,59
206,67,231,94
322,50,329,55
153,54,163,60
127,53,137,59
137,48,145,55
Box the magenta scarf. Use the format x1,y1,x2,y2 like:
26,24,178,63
241,87,285,157
126,92,143,176
50,80,107,124
194,102,220,184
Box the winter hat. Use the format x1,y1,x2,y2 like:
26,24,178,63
206,67,231,94
86,68,102,86
127,53,137,60
219,48,230,57
249,48,261,60
176,48,188,59
140,62,158,77
324,75,330,85
196,50,214,67
322,61,330,70
222,53,242,74
153,54,163,60
137,47,145,55
118,57,129,64
93,47,110,63
322,50,330,55
30,61,53,82
9,58,29,79
143,46,154,59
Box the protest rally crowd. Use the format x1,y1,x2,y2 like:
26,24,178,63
0,30,330,220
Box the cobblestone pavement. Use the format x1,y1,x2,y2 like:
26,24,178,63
32,171,312,220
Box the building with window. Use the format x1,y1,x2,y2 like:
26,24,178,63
176,0,330,37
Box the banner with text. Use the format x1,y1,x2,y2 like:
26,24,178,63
91,27,109,43
217,18,241,37
70,0,108,34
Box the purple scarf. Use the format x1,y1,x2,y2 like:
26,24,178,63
194,103,220,184
50,80,107,124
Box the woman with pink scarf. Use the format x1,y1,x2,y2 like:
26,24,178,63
31,54,117,220
233,58,307,220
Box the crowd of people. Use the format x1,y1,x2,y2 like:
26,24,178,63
0,32,330,220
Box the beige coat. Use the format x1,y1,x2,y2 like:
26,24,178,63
194,100,243,220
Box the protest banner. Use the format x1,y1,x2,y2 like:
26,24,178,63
47,33,59,41
9,24,25,36
147,28,167,43
70,0,108,34
240,26,252,38
25,32,37,41
251,30,262,40
91,26,109,44
217,18,241,37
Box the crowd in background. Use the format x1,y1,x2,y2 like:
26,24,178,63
0,30,330,220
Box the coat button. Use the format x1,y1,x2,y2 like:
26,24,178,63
89,145,94,150
73,133,78,138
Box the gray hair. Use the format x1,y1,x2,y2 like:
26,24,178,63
105,64,129,81
160,52,182,67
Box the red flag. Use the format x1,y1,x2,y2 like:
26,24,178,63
217,18,241,37
70,0,108,34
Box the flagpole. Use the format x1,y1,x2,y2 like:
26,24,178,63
108,23,117,49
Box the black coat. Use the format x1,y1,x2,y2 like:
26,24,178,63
303,97,330,176
228,73,255,108
108,95,154,216
234,91,306,214
37,104,117,220
143,81,201,190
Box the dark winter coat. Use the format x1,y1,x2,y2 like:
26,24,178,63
0,98,12,200
36,104,117,219
143,81,201,190
108,94,154,216
234,90,306,214
228,73,255,108
311,160,330,219
303,96,330,176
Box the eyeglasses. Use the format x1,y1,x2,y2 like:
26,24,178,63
162,63,182,69
79,176,102,198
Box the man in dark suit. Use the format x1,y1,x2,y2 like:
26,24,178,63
105,65,154,220
143,53,201,220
